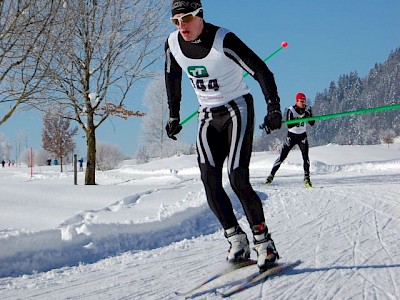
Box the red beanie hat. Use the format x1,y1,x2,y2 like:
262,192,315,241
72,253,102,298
296,92,306,102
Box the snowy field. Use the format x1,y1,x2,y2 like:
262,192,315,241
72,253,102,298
1,143,400,300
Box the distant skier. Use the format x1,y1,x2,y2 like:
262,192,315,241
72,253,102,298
165,0,281,272
78,158,84,171
265,92,315,188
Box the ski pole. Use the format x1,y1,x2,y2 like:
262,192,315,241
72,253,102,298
285,103,400,125
260,103,400,133
179,41,289,126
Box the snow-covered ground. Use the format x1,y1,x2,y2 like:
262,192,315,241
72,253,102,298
1,143,400,299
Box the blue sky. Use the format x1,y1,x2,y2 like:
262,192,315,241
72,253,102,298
1,0,399,158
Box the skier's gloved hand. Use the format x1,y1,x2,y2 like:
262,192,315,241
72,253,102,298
305,106,313,117
266,99,282,130
305,107,315,126
165,118,182,140
264,110,282,131
260,98,281,133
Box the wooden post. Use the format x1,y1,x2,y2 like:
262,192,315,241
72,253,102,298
30,147,33,178
74,154,77,185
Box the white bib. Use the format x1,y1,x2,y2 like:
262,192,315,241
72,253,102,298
288,106,309,134
168,28,250,107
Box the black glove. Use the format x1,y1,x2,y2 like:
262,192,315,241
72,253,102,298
305,106,313,117
165,118,182,140
264,110,282,131
306,107,315,126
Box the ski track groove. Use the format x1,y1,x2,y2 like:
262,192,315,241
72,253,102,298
352,213,365,265
303,269,327,300
320,183,399,300
276,191,290,219
313,216,325,267
263,174,400,300
331,267,362,299
266,174,397,300
371,207,399,298
266,184,340,300
360,271,396,299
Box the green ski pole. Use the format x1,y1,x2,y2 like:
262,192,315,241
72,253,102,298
260,103,400,133
285,103,400,125
179,41,289,126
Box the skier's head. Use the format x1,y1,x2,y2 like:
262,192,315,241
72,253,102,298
295,92,307,107
170,0,204,42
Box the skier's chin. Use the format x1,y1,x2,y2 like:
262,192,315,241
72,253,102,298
180,31,193,41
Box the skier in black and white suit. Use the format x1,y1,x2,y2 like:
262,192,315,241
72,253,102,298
265,92,315,187
165,0,281,272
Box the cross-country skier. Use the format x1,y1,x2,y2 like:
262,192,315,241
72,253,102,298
164,0,281,272
265,92,315,187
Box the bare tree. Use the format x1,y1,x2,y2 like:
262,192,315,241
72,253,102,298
18,148,33,167
0,0,62,125
35,148,52,166
14,130,27,164
139,75,196,159
0,133,12,160
379,129,396,148
135,146,150,164
37,0,168,184
140,74,169,158
96,142,124,171
42,109,78,172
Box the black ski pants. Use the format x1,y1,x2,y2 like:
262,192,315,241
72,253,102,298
270,132,310,178
196,94,265,230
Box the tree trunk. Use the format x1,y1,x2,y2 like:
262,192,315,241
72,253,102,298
85,117,97,185
60,155,63,173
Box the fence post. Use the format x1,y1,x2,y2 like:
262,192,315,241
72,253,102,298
74,154,77,185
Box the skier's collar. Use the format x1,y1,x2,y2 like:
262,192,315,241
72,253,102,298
191,38,201,43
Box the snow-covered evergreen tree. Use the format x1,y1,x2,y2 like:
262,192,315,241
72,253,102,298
309,47,400,145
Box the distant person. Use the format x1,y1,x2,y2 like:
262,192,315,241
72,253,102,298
78,158,84,171
165,0,281,272
1,159,5,168
265,92,315,188
47,158,52,166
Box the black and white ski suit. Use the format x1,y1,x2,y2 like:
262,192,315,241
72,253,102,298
165,22,280,230
270,105,315,178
